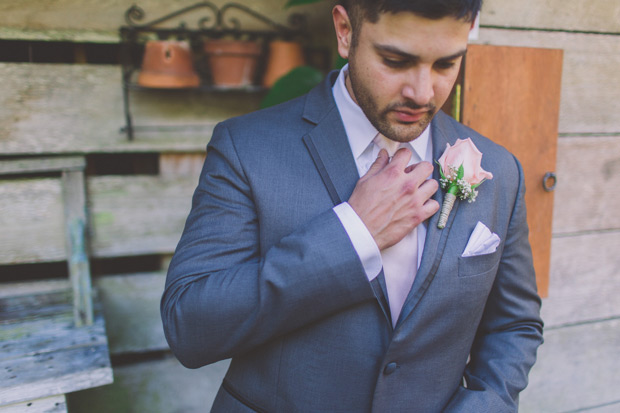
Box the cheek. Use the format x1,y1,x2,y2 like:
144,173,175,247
434,75,459,104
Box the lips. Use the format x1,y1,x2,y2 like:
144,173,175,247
393,109,428,123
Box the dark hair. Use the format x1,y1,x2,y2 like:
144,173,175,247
340,0,482,29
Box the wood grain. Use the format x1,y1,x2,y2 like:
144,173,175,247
543,231,620,328
520,318,620,412
0,285,113,407
0,395,67,413
88,175,195,259
0,0,334,43
0,63,257,155
0,174,196,265
552,136,620,234
461,44,563,297
475,28,620,134
481,0,620,33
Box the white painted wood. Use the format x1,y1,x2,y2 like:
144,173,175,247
577,402,620,413
520,318,620,413
481,0,620,33
0,395,67,413
543,231,620,328
66,355,229,413
551,136,620,234
475,28,620,134
95,272,169,355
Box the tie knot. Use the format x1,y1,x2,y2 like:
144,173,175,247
373,134,402,158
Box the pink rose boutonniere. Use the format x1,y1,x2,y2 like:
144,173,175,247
437,138,493,229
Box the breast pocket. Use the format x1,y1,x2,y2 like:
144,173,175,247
458,248,501,278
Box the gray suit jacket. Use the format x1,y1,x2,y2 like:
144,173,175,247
161,72,543,412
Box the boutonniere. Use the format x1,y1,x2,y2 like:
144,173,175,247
437,138,493,229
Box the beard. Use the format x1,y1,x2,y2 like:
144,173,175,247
348,64,437,143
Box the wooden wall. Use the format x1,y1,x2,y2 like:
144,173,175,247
1,0,618,412
476,1,620,411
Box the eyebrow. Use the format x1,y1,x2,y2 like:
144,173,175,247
373,44,468,62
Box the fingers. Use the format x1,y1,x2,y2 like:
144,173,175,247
363,148,389,179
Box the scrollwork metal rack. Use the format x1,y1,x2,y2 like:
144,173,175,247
119,2,308,140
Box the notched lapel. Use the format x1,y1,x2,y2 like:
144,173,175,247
396,113,460,328
302,106,360,208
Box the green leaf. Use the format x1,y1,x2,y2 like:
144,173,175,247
471,178,487,190
457,164,465,180
436,160,446,180
284,0,324,9
260,66,324,109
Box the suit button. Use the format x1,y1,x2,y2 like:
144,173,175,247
383,362,398,375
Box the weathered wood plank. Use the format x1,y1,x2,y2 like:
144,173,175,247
0,63,258,155
481,0,620,33
0,344,113,407
0,178,66,264
66,355,229,413
475,28,620,134
0,279,69,299
552,136,620,234
0,157,85,175
88,175,195,258
0,174,195,265
159,153,206,178
1,297,108,362
0,395,67,413
61,168,93,326
0,287,113,407
95,272,169,355
520,318,620,413
542,231,620,329
0,0,334,43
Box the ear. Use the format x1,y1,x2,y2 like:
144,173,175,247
332,5,353,60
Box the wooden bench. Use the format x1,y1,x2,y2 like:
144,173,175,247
0,157,113,412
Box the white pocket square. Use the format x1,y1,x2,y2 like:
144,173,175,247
461,221,500,257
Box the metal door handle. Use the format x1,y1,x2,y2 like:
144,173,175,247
542,172,557,192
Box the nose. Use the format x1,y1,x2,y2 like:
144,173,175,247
401,67,434,106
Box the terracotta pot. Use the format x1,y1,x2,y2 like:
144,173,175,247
137,40,200,88
204,40,262,87
262,40,306,88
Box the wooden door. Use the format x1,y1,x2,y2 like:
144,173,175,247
459,44,563,297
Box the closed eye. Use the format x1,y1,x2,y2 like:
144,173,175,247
434,59,459,70
383,58,410,69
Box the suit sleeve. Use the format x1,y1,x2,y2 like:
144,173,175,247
161,122,375,368
445,156,544,412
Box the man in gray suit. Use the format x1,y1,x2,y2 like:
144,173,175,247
161,0,543,411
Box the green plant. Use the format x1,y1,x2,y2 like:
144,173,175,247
284,0,325,8
261,0,342,108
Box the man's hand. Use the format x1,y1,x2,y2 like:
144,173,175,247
348,148,440,251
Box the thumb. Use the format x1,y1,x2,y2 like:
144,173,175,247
363,149,389,178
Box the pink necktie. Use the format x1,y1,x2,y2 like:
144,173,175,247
373,134,418,327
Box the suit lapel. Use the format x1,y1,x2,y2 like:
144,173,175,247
301,73,392,325
396,112,461,328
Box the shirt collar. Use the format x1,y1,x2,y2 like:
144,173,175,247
332,64,431,163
